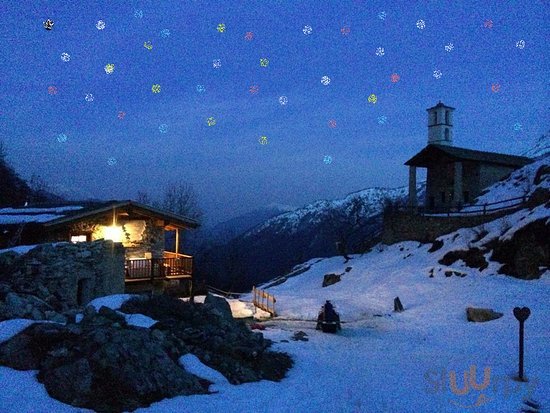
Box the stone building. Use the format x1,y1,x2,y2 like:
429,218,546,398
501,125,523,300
406,101,532,211
0,200,199,296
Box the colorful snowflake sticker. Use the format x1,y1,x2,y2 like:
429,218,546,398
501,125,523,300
513,122,522,131
323,155,333,164
378,11,386,20
43,19,54,30
244,32,254,41
207,117,216,126
279,96,288,105
196,84,206,93
104,64,115,74
416,19,426,30
96,20,106,30
85,93,94,102
390,73,400,83
213,59,221,68
144,41,153,50
117,111,126,120
303,25,313,35
107,157,117,166
48,86,58,95
160,29,170,38
378,115,387,124
159,124,168,133
491,83,501,93
134,10,143,18
368,94,377,104
249,85,259,95
445,43,454,52
259,136,268,145
321,76,331,85
328,119,337,128
375,47,385,56
217,23,226,33
61,53,71,62
57,133,68,143
151,84,161,93
433,69,442,79
260,58,269,67
516,40,525,49
484,19,493,28
341,26,350,36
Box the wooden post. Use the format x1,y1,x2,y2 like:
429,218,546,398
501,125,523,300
175,228,179,256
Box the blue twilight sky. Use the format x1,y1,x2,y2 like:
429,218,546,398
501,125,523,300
0,1,548,225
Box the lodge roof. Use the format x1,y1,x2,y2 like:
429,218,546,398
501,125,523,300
0,200,200,229
404,144,533,168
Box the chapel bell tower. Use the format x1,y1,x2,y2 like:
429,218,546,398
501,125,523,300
427,101,455,146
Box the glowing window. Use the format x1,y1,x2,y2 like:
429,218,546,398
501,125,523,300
71,235,87,243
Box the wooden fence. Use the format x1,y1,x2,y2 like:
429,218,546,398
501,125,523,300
252,286,276,316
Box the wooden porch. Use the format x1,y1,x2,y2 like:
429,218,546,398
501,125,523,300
125,251,193,282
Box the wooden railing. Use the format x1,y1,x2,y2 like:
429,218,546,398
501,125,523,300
125,256,193,281
403,194,530,217
252,286,276,316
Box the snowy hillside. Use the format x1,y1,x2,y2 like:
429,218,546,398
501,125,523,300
522,131,549,159
197,183,425,291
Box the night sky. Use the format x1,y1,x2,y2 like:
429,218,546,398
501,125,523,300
0,1,548,225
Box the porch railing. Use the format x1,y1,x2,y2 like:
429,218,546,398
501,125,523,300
125,256,193,281
252,286,277,316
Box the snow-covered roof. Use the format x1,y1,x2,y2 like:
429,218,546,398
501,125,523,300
0,206,84,225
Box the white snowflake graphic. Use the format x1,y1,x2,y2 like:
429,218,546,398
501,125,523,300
278,96,288,105
321,76,331,85
416,19,426,30
378,11,386,20
134,10,143,18
378,116,387,124
60,53,70,62
107,157,117,166
96,20,105,30
158,124,168,133
375,47,385,56
513,122,522,131
196,85,205,93
302,25,313,35
85,94,94,102
57,133,68,143
213,59,221,68
323,155,333,164
516,40,525,49
433,69,442,79
445,43,454,52
160,29,170,38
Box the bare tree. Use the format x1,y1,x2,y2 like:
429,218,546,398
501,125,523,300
136,190,153,206
160,181,202,221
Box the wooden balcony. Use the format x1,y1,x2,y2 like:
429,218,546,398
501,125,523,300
125,254,193,282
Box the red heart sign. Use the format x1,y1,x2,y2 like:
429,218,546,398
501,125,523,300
513,307,531,322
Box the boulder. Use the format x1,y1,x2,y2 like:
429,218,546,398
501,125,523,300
204,293,233,321
466,307,503,323
322,273,341,287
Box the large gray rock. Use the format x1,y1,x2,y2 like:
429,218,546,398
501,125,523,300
322,273,341,287
466,307,503,322
204,293,233,321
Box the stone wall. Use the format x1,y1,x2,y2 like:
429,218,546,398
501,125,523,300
382,209,516,245
121,219,165,259
13,240,125,307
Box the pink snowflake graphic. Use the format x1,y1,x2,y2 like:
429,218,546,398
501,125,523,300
491,83,501,93
328,119,337,128
249,85,259,95
117,111,126,120
341,26,350,36
244,32,254,41
48,86,58,95
484,19,493,28
390,73,400,83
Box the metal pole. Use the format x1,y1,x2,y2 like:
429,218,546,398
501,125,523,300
519,321,524,380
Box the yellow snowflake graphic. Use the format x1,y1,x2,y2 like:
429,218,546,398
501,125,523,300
259,136,268,145
217,23,226,33
207,117,216,126
152,84,161,93
260,58,269,67
368,94,377,104
144,41,153,50
104,64,115,74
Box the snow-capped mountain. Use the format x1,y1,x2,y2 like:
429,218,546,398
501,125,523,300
522,130,549,158
196,183,425,291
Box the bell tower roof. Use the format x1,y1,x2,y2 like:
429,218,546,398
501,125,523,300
426,100,455,111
